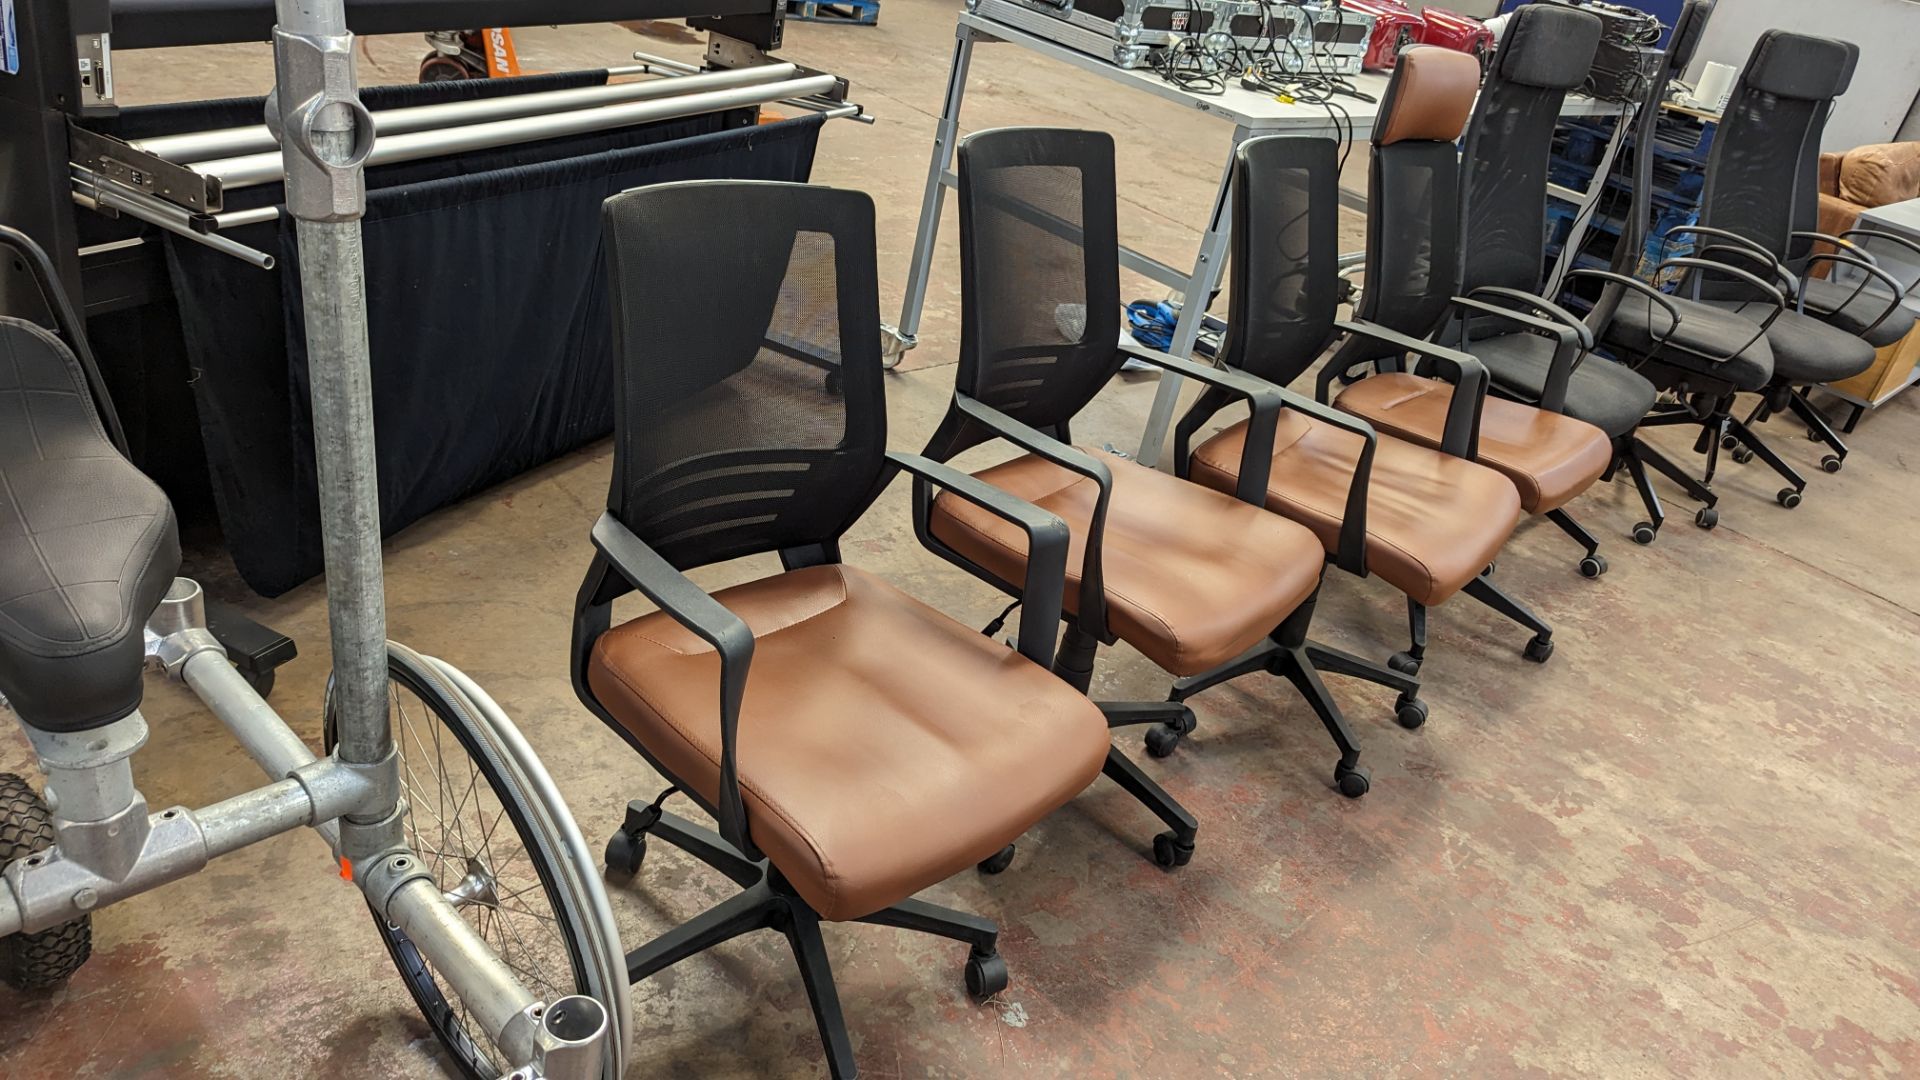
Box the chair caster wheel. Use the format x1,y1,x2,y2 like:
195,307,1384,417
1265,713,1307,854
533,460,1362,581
1632,522,1657,545
1151,831,1195,869
1807,427,1823,444
1720,434,1738,451
1578,554,1607,578
241,666,276,699
1387,651,1421,676
1777,488,1802,509
1142,707,1195,758
965,950,1009,999
1523,635,1554,664
1394,693,1428,730
1730,448,1754,465
1695,507,1718,530
1334,761,1371,798
604,830,645,879
1821,455,1842,474
1482,561,1497,577
823,369,843,396
977,844,1016,875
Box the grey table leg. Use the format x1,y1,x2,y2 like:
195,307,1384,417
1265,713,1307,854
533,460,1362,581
887,24,979,365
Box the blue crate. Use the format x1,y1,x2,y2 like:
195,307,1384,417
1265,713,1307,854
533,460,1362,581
786,0,878,23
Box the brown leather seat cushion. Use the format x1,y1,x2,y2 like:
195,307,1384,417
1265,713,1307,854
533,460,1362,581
1190,414,1520,606
1333,373,1612,514
587,563,1109,922
926,449,1325,676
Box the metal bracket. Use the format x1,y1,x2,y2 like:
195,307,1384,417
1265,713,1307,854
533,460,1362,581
355,847,433,914
265,29,375,223
68,124,223,213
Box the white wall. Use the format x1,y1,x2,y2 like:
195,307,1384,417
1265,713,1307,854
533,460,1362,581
1685,0,1920,150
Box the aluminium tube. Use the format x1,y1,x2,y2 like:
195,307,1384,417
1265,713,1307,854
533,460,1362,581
71,174,277,269
384,876,540,1062
182,651,343,848
197,778,320,858
134,62,798,163
197,73,840,189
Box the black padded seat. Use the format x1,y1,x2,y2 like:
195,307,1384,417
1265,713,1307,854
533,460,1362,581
1704,300,1876,383
1799,277,1916,348
0,318,179,732
1473,331,1659,438
1605,293,1774,391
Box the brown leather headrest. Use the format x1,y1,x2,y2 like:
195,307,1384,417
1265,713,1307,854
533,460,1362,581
1376,47,1481,147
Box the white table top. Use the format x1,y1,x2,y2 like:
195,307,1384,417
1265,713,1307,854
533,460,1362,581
960,10,1624,137
1860,197,1920,237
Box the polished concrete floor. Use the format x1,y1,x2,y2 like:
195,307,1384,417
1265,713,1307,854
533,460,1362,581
5,7,1920,1078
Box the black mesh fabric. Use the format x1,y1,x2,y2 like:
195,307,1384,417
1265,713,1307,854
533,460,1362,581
600,181,885,571
933,128,1124,456
1352,141,1462,347
1219,137,1342,385
1460,6,1601,295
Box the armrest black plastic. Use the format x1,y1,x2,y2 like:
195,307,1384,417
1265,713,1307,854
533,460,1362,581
1662,225,1781,271
890,450,1071,670
1800,253,1909,339
1448,295,1584,414
1653,256,1783,361
1464,285,1596,350
951,393,1114,642
1564,269,1681,348
1693,243,1801,298
1118,341,1281,505
1337,318,1486,459
1277,386,1376,577
589,511,756,859
1840,229,1920,289
1791,229,1879,265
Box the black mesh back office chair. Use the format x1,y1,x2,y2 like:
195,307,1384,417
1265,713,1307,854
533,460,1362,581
1176,136,1555,693
1689,32,1908,482
1321,44,1616,579
919,127,1399,806
572,180,1113,1078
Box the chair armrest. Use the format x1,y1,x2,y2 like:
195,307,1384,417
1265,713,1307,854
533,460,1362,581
950,393,1115,643
1337,318,1486,459
1662,225,1781,271
589,512,757,859
1791,229,1879,265
1564,269,1681,349
1839,229,1920,296
1799,253,1910,339
1118,341,1282,505
1448,295,1585,414
1277,387,1376,578
1652,256,1783,362
889,450,1072,670
1691,243,1801,299
1463,285,1595,350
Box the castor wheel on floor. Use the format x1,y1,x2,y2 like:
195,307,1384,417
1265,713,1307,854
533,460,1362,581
965,949,1010,999
1695,507,1718,530
1720,434,1738,451
1632,521,1658,545
0,774,92,991
1807,427,1823,444
1142,707,1196,759
1578,554,1607,578
1151,831,1195,869
604,829,646,879
241,666,276,699
977,844,1016,875
823,368,843,396
1388,651,1421,676
1394,693,1428,731
1482,561,1497,577
1730,448,1754,465
1334,761,1371,798
1777,488,1802,509
1523,634,1555,664
1821,454,1842,474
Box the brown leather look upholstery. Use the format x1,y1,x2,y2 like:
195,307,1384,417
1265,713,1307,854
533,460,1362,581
1190,414,1521,606
1333,373,1612,514
1376,47,1481,146
925,449,1325,676
587,563,1109,923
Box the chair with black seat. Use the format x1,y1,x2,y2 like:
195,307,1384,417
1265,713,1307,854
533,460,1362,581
1175,135,1551,692
918,126,1403,805
572,180,1113,1079
1319,44,1616,579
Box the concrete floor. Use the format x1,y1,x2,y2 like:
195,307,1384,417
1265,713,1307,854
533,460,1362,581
6,6,1920,1077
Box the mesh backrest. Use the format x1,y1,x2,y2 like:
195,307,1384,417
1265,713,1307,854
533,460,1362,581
1459,4,1602,294
600,180,885,570
952,128,1123,443
1220,136,1341,385
1355,140,1463,345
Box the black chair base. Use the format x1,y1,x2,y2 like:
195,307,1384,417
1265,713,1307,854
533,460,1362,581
1633,393,1808,525
1743,384,1848,475
615,806,1004,1080
1546,507,1608,578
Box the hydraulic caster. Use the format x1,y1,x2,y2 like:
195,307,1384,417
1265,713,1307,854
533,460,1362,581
1523,634,1555,664
1807,427,1823,444
1151,831,1195,869
1821,455,1842,474
1695,507,1718,530
977,844,1016,875
604,828,646,879
1777,488,1802,509
1578,554,1608,578
1334,761,1371,798
1142,706,1197,759
1631,521,1658,545
1387,651,1421,676
1720,434,1738,451
965,948,1009,999
1730,448,1754,465
1394,693,1428,731
0,774,92,990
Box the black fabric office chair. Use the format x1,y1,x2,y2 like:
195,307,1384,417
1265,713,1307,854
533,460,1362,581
1685,31,1907,482
1177,136,1552,690
573,180,1112,1078
920,127,1398,805
1322,44,1616,578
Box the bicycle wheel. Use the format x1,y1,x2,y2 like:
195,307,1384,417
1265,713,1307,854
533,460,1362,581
325,644,626,1079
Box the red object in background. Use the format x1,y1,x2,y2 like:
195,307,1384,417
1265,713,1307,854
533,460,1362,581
1419,5,1496,70
1343,0,1494,72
